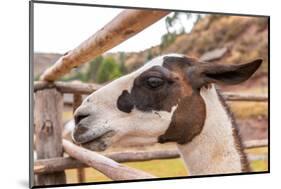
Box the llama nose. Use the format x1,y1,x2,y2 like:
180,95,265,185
74,112,90,125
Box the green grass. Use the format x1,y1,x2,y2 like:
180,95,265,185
124,158,188,178
65,158,188,183
247,147,268,172
250,160,268,172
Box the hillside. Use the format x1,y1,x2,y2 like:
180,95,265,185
124,15,268,77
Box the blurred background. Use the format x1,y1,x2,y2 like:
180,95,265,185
34,4,268,183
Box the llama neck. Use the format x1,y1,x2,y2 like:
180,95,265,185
177,85,249,175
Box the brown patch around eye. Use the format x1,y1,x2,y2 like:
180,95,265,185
116,66,182,113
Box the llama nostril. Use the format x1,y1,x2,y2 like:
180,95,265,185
74,113,90,125
73,125,90,143
74,125,89,136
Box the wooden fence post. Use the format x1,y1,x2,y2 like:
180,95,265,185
34,88,66,185
73,94,86,183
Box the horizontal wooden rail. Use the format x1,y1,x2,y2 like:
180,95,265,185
34,139,268,174
40,10,169,81
223,92,268,102
34,81,101,94
34,150,179,174
34,81,268,102
244,139,268,149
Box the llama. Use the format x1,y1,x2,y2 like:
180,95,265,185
71,54,262,175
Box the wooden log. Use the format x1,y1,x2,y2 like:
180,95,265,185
40,10,169,81
62,140,155,180
34,81,101,94
34,152,268,174
244,139,268,149
35,157,85,174
72,94,86,182
34,165,45,173
34,81,268,102
34,89,66,185
34,150,179,174
223,92,268,102
35,151,268,175
34,138,268,174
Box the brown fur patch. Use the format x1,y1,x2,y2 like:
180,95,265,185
158,56,207,144
158,92,206,144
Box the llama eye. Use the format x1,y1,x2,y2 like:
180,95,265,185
146,77,165,89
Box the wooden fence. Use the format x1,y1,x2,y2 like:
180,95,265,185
32,8,268,186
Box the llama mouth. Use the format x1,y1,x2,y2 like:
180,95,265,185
79,130,115,151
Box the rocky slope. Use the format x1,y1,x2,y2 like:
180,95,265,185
125,15,268,77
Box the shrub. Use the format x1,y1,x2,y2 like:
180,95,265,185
87,56,103,82
160,32,177,50
96,57,122,83
119,52,127,74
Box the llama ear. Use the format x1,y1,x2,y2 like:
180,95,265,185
158,93,206,144
188,59,263,89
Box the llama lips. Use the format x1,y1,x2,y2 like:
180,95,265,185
80,130,116,151
73,122,112,144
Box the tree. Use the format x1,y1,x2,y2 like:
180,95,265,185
96,57,122,83
87,56,103,82
160,32,177,50
119,52,127,74
146,49,153,61
165,12,203,34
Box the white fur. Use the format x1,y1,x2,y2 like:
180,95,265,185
177,85,242,175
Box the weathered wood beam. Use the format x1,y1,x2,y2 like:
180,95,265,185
34,81,101,94
244,139,268,149
34,89,66,185
40,10,169,81
34,81,268,102
34,150,179,174
62,140,155,180
223,92,268,102
35,152,268,175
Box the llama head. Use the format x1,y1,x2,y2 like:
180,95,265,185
72,54,262,151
